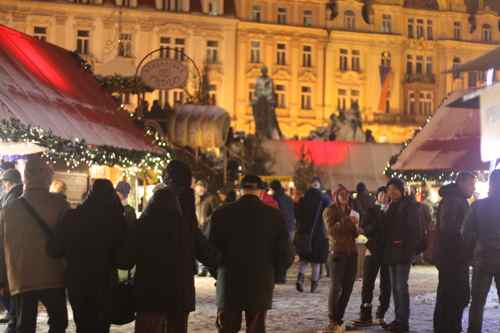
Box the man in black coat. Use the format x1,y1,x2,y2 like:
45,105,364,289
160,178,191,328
354,186,391,327
382,178,421,333
209,175,294,333
463,170,500,333
134,160,219,333
433,172,476,333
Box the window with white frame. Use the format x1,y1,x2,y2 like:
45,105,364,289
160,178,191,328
381,51,391,67
76,30,90,55
251,5,262,22
407,91,416,114
206,40,219,64
416,19,424,39
302,45,312,68
33,26,47,41
337,89,347,111
118,33,133,57
276,43,286,65
406,55,413,74
351,50,360,72
303,10,313,27
344,10,355,31
427,19,433,40
426,56,433,75
339,49,349,71
416,55,424,74
159,36,171,58
277,7,287,24
408,18,414,38
382,14,392,33
419,91,433,115
482,24,492,42
453,22,462,40
162,0,182,12
301,86,312,110
208,84,217,105
351,89,360,110
250,41,261,63
248,83,255,104
159,37,185,60
275,84,286,108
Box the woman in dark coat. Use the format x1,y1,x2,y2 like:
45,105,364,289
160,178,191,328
55,179,131,333
134,160,219,333
294,179,331,293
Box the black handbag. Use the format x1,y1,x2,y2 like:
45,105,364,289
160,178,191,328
110,270,136,325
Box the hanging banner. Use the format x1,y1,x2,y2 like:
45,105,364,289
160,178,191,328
480,83,500,162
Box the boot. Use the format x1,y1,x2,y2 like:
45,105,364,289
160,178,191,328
311,280,319,293
296,273,305,293
352,303,373,326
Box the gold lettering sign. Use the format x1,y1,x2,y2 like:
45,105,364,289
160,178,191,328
140,58,188,90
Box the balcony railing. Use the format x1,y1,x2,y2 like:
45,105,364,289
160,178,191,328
372,113,429,125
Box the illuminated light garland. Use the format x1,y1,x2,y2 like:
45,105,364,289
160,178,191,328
0,118,173,178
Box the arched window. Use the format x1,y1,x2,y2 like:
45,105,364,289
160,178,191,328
344,10,355,31
452,57,461,79
381,51,391,67
482,24,492,42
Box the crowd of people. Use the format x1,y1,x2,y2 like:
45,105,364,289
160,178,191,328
0,156,499,333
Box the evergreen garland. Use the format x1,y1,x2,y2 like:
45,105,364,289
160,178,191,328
0,118,171,173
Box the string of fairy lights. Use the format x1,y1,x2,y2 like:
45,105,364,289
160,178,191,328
383,116,463,183
0,118,172,177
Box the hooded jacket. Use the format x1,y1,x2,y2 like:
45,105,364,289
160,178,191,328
383,196,421,265
432,183,470,269
462,194,500,272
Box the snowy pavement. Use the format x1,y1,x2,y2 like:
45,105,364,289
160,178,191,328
33,265,500,332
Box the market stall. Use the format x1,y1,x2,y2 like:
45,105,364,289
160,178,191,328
0,24,169,205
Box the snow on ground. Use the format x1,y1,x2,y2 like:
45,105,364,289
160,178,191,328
34,265,500,332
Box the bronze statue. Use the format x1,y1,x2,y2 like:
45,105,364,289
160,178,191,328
252,66,283,140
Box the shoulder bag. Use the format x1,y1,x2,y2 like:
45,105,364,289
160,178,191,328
19,198,64,258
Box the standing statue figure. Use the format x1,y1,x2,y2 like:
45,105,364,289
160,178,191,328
252,66,283,140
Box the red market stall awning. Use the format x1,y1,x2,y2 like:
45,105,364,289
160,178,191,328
0,24,156,153
393,91,488,172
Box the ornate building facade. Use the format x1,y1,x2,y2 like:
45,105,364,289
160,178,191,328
1,0,499,142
